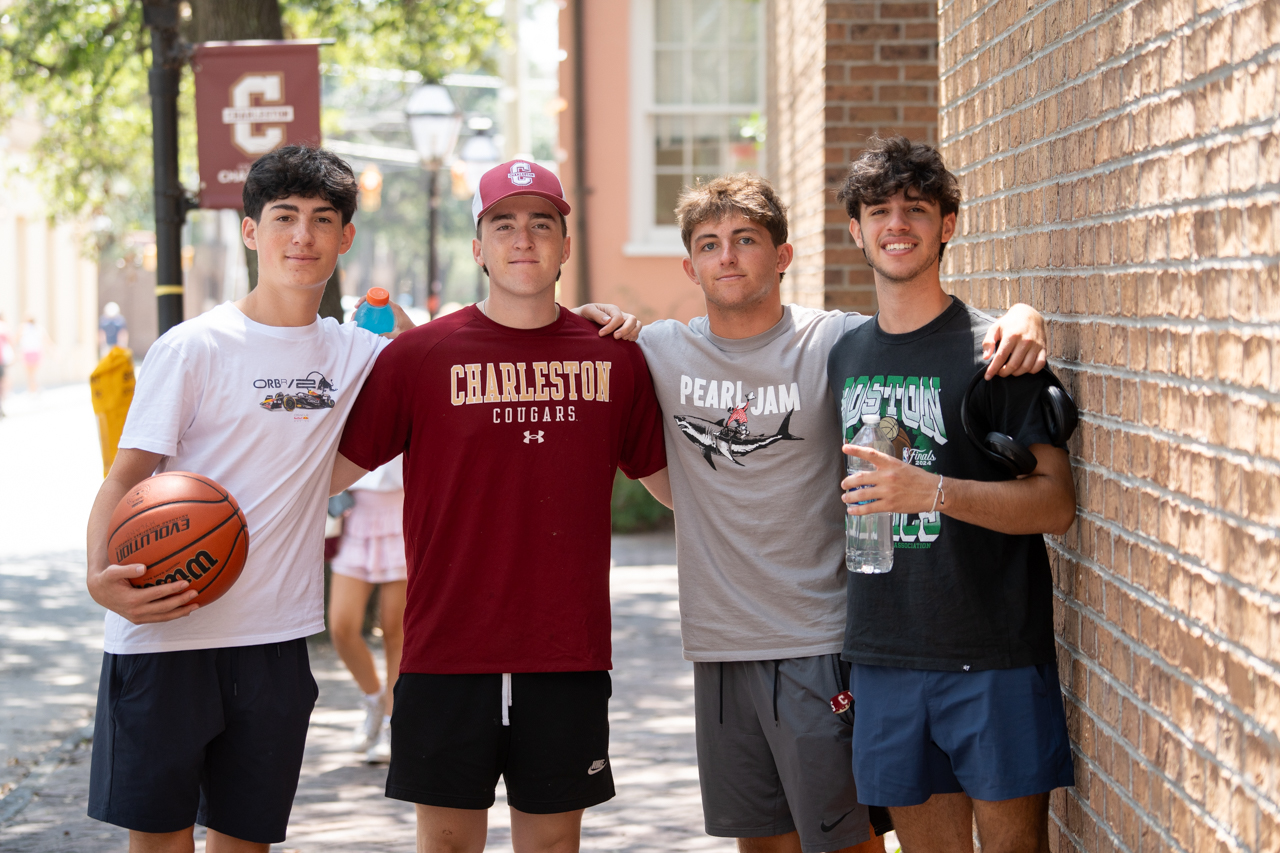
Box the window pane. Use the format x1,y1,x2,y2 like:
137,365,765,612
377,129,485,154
728,0,759,43
729,140,759,172
692,0,724,45
727,50,758,103
691,50,724,104
655,0,683,43
691,116,723,168
654,116,687,167
655,49,684,104
655,174,684,225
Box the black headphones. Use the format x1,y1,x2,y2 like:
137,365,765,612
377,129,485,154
960,366,1078,476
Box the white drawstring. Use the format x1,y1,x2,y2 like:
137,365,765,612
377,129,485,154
501,673,512,727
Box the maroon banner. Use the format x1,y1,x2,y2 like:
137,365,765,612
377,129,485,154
193,41,323,209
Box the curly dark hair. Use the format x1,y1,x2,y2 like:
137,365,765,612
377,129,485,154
243,145,359,225
836,136,961,222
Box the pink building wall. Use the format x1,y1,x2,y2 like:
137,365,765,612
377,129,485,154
558,0,707,324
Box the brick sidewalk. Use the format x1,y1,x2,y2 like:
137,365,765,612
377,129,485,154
0,551,733,852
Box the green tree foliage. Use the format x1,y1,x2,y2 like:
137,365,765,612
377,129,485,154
610,470,674,534
0,1,500,241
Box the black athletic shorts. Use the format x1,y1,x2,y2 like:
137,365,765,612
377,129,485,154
88,638,317,843
387,671,614,814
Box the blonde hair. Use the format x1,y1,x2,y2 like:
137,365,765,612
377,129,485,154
675,173,789,255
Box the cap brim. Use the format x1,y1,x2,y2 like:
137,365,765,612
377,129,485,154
474,190,572,225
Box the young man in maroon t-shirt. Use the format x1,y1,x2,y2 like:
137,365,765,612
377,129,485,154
333,160,668,853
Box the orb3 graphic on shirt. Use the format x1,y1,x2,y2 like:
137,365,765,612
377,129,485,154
107,472,249,607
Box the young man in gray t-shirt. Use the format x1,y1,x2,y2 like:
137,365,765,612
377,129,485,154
636,174,1048,853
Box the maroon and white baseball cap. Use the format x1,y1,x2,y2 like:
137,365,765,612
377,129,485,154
472,160,572,226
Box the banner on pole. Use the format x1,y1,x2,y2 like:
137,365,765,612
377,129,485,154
193,41,323,209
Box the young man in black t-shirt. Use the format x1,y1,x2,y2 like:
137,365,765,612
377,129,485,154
826,137,1077,853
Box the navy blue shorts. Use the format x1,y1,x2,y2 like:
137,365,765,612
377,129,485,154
848,662,1074,807
88,639,318,843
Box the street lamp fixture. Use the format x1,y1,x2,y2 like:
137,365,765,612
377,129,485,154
404,84,463,314
453,116,504,303
456,116,503,198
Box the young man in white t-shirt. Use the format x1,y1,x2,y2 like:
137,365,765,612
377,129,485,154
82,145,636,853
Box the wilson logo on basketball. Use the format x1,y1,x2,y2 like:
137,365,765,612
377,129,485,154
141,551,220,589
107,472,250,608
114,516,191,564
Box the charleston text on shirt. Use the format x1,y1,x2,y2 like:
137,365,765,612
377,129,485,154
448,359,612,424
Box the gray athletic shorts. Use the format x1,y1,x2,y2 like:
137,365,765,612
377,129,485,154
694,654,873,853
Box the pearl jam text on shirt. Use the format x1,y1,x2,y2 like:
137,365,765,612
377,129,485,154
449,360,612,424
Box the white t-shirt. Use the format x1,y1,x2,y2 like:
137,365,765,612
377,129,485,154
105,303,387,654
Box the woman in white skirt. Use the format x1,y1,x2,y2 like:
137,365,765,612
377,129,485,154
328,456,407,763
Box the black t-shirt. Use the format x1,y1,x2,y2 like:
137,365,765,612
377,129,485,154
826,297,1062,672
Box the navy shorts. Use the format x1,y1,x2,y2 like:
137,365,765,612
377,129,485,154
88,639,318,843
848,662,1074,807
387,671,614,814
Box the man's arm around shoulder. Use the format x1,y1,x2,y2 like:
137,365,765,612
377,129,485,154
86,449,200,624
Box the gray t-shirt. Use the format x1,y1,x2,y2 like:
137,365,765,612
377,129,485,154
638,305,868,661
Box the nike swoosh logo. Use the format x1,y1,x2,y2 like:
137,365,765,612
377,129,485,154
587,759,608,775
820,809,854,833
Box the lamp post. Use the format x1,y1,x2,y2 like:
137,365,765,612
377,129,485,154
405,84,462,315
455,118,503,302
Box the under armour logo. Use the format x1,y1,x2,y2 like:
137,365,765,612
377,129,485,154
508,161,534,186
523,430,545,444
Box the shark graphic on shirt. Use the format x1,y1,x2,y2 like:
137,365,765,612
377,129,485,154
673,409,802,470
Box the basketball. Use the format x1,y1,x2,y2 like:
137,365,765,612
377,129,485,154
106,472,249,608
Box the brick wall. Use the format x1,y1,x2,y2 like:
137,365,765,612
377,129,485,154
771,0,830,310
824,1,941,313
769,0,940,313
936,0,1280,850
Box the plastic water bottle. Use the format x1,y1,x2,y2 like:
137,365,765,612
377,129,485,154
354,287,395,334
845,416,894,574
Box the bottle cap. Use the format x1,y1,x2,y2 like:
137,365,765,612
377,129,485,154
365,287,390,307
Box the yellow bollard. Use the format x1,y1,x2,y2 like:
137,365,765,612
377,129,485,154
90,346,135,477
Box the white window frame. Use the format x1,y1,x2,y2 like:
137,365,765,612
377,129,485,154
625,0,767,257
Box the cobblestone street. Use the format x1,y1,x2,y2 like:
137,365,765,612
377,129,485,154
0,386,732,851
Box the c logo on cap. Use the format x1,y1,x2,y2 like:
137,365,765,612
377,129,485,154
508,162,535,186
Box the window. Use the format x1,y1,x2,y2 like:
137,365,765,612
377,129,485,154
628,0,766,255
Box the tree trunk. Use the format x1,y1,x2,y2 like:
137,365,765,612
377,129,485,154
191,0,283,42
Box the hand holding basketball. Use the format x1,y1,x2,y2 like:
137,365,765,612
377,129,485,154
96,472,250,622
87,561,201,624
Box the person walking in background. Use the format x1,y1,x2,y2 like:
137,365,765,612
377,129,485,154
328,456,408,765
98,302,129,357
0,312,12,416
20,316,43,394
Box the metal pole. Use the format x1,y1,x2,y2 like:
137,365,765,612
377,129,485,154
143,0,186,337
426,167,441,316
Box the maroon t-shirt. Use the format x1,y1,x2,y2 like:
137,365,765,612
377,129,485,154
338,306,666,674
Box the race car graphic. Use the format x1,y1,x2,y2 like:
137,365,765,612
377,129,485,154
674,407,802,470
260,389,336,411
259,371,338,412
